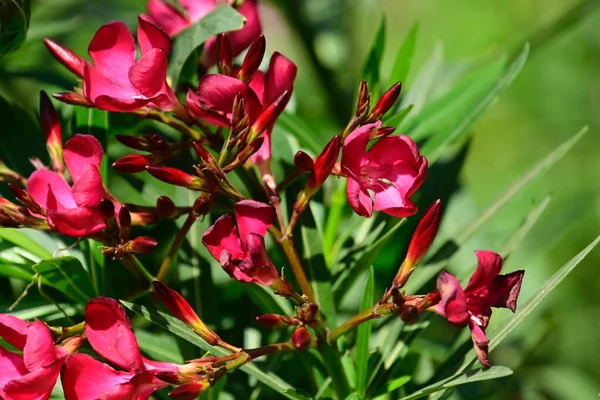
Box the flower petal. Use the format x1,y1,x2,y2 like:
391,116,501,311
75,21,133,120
372,183,417,218
71,165,104,208
63,134,104,182
137,14,171,55
469,320,491,367
83,64,142,110
464,251,504,294
147,0,190,37
243,233,279,286
129,48,168,97
0,314,30,350
85,297,144,373
234,200,274,247
88,21,136,86
27,169,76,210
342,122,380,178
3,356,63,400
487,270,525,312
23,320,59,371
210,0,260,59
435,270,469,326
202,214,244,261
61,353,134,400
264,52,297,105
0,347,28,388
46,203,106,237
346,178,372,217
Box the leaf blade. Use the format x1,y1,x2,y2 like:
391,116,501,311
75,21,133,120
355,266,375,398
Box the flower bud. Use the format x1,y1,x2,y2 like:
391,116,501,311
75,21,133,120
52,91,94,107
129,236,158,254
43,38,85,77
296,303,319,326
355,80,371,119
306,135,340,191
239,35,265,83
291,326,311,350
392,200,442,289
156,196,177,218
217,34,233,76
256,314,294,329
115,134,150,152
146,166,205,190
293,151,314,174
248,91,289,142
399,304,419,324
153,281,221,346
169,381,209,400
40,91,64,174
118,207,131,242
9,184,44,215
368,82,402,121
192,196,211,216
113,154,152,173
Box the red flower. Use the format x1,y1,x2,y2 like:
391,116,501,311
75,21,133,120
434,251,525,366
62,297,182,400
341,122,428,218
0,315,67,399
202,200,279,286
26,134,107,237
187,50,297,164
46,15,176,112
147,0,262,66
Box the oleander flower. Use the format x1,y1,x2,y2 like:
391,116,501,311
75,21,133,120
435,251,525,366
341,122,428,218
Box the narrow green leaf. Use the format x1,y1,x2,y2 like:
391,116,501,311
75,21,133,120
0,229,52,259
168,5,245,86
0,263,33,280
422,44,529,163
383,105,413,128
135,330,185,364
387,376,411,392
389,22,419,87
355,266,375,398
361,16,386,92
402,43,443,115
0,0,31,56
400,366,513,400
121,301,311,400
10,303,77,320
33,256,96,304
500,195,552,257
278,111,322,153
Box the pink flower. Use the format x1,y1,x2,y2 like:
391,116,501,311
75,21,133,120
46,15,176,112
341,122,428,218
202,200,279,285
0,315,67,399
147,0,262,65
435,251,525,366
62,297,181,400
26,134,107,237
187,49,297,164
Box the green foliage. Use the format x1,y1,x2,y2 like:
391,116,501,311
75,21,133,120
0,0,31,56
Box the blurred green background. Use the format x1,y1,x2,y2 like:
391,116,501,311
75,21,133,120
2,0,600,399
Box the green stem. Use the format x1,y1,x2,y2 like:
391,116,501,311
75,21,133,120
139,109,204,141
329,303,393,342
279,235,316,305
156,212,197,282
121,254,154,284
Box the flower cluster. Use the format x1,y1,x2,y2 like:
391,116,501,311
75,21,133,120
0,0,527,398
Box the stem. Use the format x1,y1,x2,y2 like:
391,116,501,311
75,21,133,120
329,303,393,342
156,212,198,282
245,341,295,359
217,339,242,353
121,254,154,284
139,109,204,142
279,235,316,304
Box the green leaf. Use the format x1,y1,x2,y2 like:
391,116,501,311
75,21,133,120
278,112,323,154
121,301,311,400
389,22,419,87
10,303,77,320
0,0,31,56
402,43,443,115
0,263,33,280
168,5,245,86
383,105,413,129
500,195,552,257
387,376,411,392
0,229,52,259
33,256,96,304
355,266,375,398
400,366,513,400
422,44,529,163
361,16,386,92
135,330,185,364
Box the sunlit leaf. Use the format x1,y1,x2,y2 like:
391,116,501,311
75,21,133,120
389,22,419,88
355,266,375,398
361,16,386,92
33,256,96,304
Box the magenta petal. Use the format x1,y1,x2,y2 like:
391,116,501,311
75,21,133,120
342,122,380,177
464,251,504,294
0,314,30,350
180,0,215,20
85,297,144,373
147,0,190,36
248,70,266,105
88,21,136,86
129,48,168,97
142,357,180,373
244,233,279,286
27,169,76,210
137,14,171,55
224,0,261,57
234,200,274,246
94,95,151,112
23,321,58,371
202,214,245,261
47,205,106,237
487,270,525,312
368,135,419,167
61,353,134,400
83,64,139,108
469,320,491,367
71,165,104,208
346,178,373,217
4,358,63,400
149,81,178,111
0,347,28,388
435,271,469,326
264,52,297,105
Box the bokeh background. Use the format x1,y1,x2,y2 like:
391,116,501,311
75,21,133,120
1,0,600,399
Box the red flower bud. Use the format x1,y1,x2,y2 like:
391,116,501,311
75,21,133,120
392,199,442,288
112,154,152,173
217,34,233,76
307,135,340,190
156,196,177,218
355,80,371,119
118,207,131,241
9,184,43,215
239,35,265,83
293,151,314,174
43,38,85,77
52,91,93,107
369,82,402,121
129,236,158,254
248,91,289,141
39,91,64,174
115,134,150,151
146,166,203,190
291,326,311,350
192,196,211,216
256,314,294,329
169,381,208,400
152,281,221,345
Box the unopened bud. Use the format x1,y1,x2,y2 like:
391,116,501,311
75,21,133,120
43,38,85,77
112,154,152,173
368,82,402,122
128,236,158,254
0,162,26,186
115,134,150,151
296,303,319,326
306,135,340,190
239,35,265,83
169,381,209,400
193,196,211,216
355,80,371,119
256,314,294,329
40,91,64,174
291,326,311,350
118,207,132,242
369,126,396,140
400,304,419,324
217,34,233,76
9,184,43,215
293,151,314,173
146,166,204,190
156,196,177,218
248,91,289,142
52,91,93,107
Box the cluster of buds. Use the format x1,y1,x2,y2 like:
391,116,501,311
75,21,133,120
101,206,158,259
256,302,319,350
113,133,192,173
